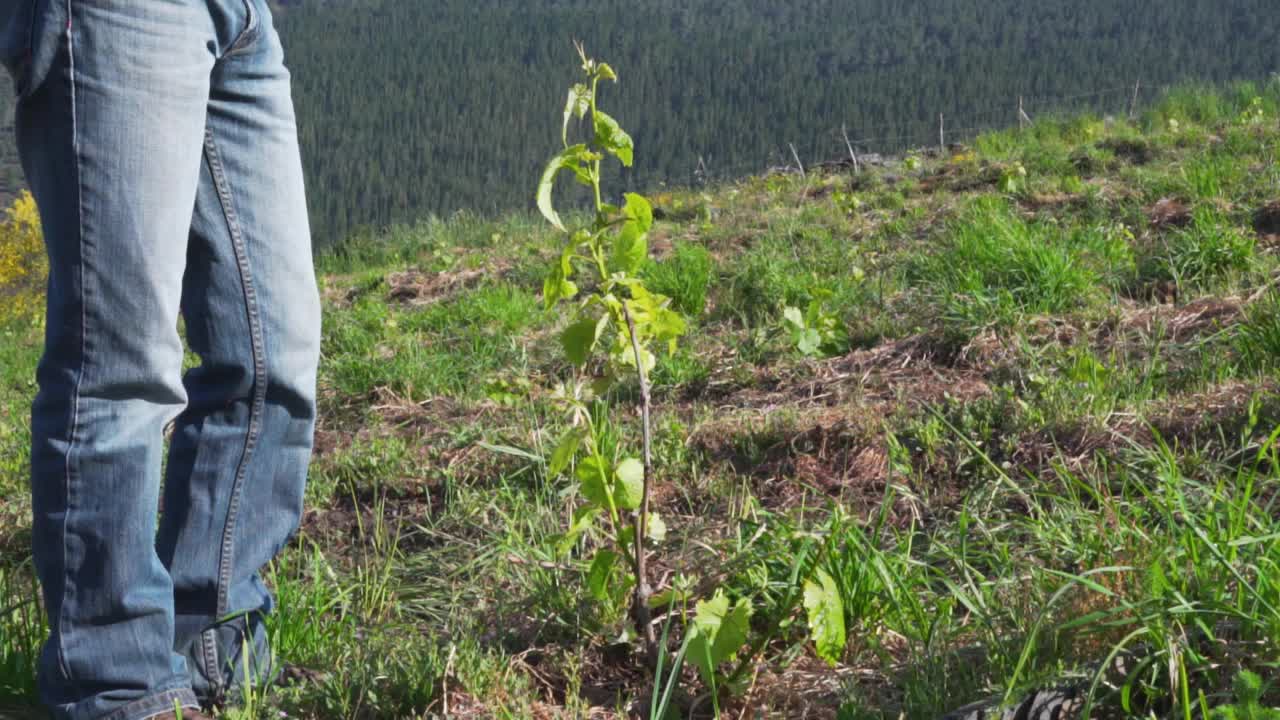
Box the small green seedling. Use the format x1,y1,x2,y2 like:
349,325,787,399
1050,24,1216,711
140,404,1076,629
536,43,687,654
782,288,851,358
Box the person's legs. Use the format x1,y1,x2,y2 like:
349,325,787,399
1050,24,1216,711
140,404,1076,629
19,1,216,718
16,0,316,717
156,0,320,704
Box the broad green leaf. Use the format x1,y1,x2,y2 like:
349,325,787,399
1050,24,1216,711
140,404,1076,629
596,62,617,82
686,590,752,684
593,111,634,167
613,458,645,510
803,569,846,665
782,306,805,331
797,328,823,357
576,455,612,507
587,550,618,602
562,313,606,366
610,222,648,274
650,306,687,345
547,426,585,479
710,596,752,670
622,193,654,233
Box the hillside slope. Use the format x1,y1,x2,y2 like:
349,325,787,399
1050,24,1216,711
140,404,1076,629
1,84,1279,718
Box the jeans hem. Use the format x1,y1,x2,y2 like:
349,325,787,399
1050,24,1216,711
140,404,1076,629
92,686,199,720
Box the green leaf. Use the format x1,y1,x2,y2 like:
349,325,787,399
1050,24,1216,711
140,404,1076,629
646,512,667,543
613,457,645,510
593,111,634,167
561,83,591,146
537,145,593,231
537,155,567,231
587,550,619,602
622,193,654,232
803,569,846,665
686,590,752,685
556,505,598,556
782,306,805,332
650,306,687,345
610,222,648,274
611,339,655,375
576,455,612,508
542,265,578,310
477,442,542,462
797,328,823,357
562,313,606,366
548,427,585,479
596,62,617,82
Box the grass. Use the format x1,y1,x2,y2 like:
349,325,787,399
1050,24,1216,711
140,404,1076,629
1,81,1279,718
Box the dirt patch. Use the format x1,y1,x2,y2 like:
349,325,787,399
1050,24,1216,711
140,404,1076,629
1148,197,1193,229
1098,137,1155,165
917,162,1004,194
1016,378,1279,471
691,334,992,514
501,643,647,719
1021,192,1088,211
722,656,860,719
1252,200,1280,248
386,264,505,306
708,334,989,413
1116,296,1243,342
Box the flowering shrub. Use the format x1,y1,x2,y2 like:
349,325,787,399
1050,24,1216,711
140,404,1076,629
0,191,46,325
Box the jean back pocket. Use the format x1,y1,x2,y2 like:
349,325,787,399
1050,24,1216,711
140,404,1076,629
2,0,58,100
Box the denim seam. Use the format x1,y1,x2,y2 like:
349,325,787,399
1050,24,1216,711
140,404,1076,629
56,0,83,696
95,686,199,720
199,128,268,696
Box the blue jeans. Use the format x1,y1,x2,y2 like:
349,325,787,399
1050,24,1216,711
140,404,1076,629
4,1,321,718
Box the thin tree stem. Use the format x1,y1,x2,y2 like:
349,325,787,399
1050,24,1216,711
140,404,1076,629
622,302,657,658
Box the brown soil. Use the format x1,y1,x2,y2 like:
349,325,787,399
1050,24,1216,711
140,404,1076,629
691,334,992,515
386,263,506,306
1015,378,1279,472
1115,296,1243,341
1098,137,1155,165
1148,197,1193,229
1252,201,1280,253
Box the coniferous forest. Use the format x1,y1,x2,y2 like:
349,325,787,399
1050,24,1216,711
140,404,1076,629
4,1,1280,245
